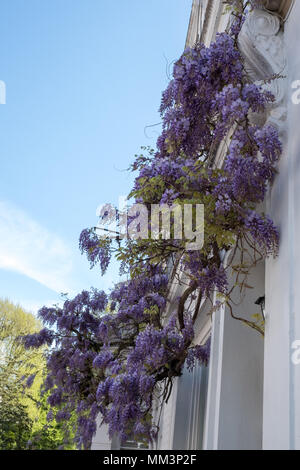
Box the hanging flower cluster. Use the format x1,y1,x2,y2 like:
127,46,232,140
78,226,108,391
22,0,282,449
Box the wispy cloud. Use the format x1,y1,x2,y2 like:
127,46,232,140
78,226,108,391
19,299,62,315
0,201,73,293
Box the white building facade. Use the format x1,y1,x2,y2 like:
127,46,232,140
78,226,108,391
93,0,300,450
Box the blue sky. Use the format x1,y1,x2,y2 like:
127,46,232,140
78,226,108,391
0,0,192,314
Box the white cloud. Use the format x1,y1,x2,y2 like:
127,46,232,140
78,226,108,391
0,201,73,293
18,299,62,315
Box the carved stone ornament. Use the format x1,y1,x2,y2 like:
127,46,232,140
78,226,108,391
238,8,287,133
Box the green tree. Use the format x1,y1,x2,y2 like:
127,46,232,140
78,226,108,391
0,299,75,449
0,380,32,449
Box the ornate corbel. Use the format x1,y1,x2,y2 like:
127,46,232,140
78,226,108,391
238,8,287,134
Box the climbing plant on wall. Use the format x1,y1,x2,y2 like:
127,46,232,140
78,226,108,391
22,0,281,449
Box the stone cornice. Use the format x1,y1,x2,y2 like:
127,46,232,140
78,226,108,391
264,0,294,19
185,0,294,49
185,0,203,48
185,0,226,48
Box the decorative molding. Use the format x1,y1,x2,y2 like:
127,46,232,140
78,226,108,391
186,364,208,450
185,0,229,49
238,8,287,133
265,0,283,10
199,0,216,45
185,0,203,48
239,9,284,77
157,380,178,449
265,0,295,19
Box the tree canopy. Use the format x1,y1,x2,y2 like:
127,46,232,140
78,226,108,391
0,299,74,449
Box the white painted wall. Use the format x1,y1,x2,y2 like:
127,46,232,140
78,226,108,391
204,262,265,450
263,0,300,449
172,364,208,450
155,379,178,449
91,423,111,450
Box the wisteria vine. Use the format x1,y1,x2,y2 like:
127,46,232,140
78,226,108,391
23,0,282,449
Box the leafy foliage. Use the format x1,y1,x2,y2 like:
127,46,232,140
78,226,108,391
0,384,32,450
0,299,74,449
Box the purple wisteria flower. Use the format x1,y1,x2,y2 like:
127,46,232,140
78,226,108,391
21,1,282,449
